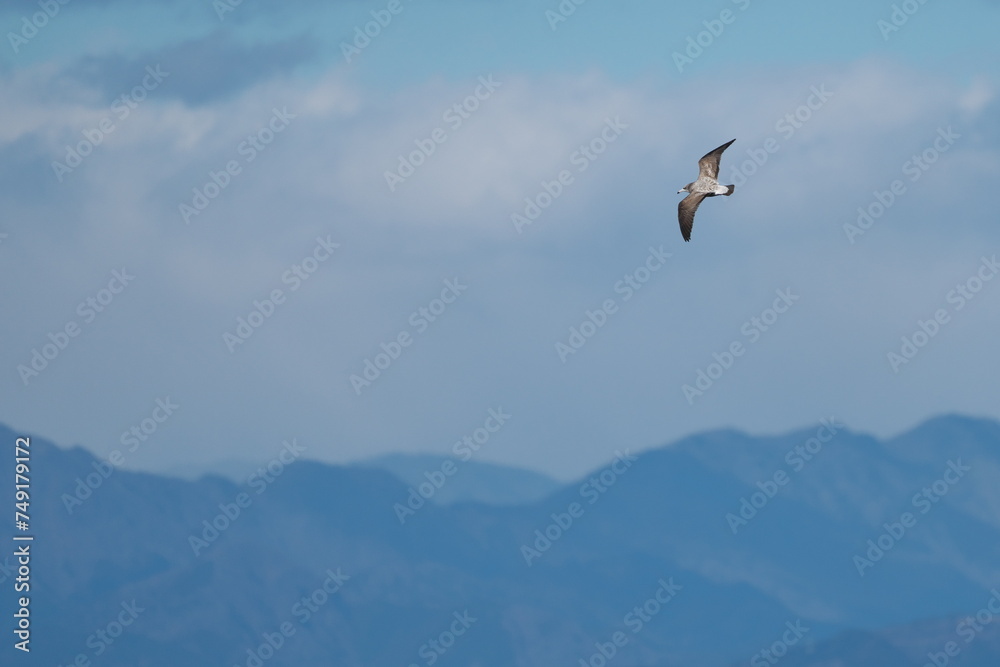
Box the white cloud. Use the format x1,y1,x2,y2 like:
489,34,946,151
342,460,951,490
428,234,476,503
1,56,998,478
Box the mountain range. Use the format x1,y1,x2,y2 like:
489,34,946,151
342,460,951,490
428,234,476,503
2,414,999,666
165,452,561,507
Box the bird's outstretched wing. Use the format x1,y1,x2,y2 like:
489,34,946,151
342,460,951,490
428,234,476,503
697,138,736,180
678,192,707,242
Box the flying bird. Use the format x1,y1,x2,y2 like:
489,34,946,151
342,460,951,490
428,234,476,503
676,139,736,242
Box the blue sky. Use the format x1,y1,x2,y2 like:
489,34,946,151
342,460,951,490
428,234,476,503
1,0,998,479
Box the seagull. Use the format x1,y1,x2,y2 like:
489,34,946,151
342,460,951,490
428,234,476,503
677,139,736,242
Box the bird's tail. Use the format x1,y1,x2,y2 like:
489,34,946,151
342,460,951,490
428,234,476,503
723,185,735,196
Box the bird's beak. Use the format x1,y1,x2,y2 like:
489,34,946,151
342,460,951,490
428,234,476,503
676,189,684,194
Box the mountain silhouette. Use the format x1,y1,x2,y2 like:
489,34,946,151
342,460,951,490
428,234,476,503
2,414,998,666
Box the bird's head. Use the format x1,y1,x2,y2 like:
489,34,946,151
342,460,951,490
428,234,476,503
677,183,692,194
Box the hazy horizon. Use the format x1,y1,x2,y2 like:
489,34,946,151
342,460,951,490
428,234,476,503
9,411,995,484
